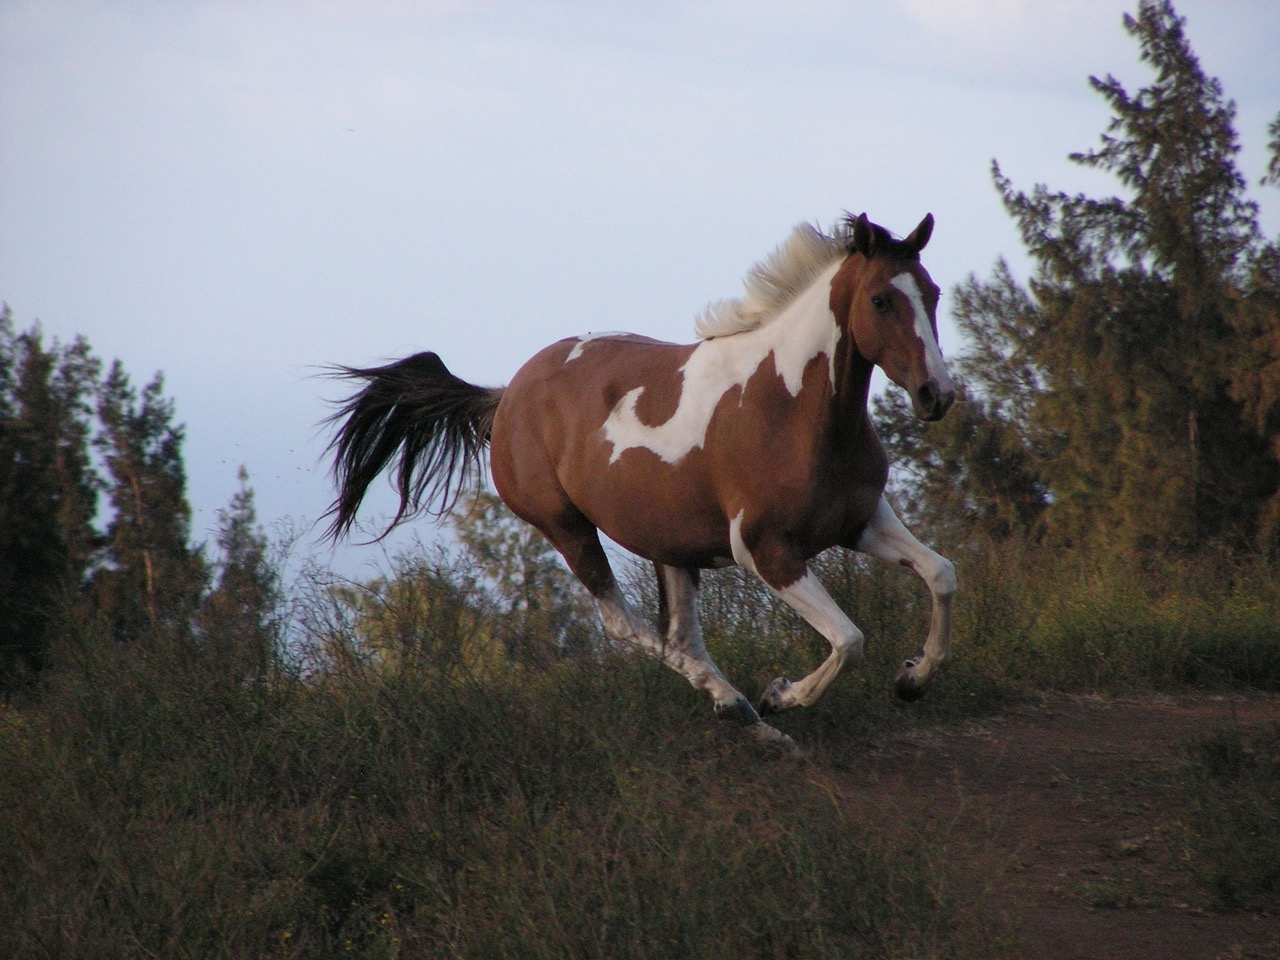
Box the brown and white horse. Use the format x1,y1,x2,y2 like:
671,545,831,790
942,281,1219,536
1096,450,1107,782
325,213,956,749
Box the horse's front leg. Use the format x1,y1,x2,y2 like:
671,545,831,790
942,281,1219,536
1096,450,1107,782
854,496,956,700
730,514,865,715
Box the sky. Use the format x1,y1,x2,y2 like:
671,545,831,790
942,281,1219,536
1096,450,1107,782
2,0,1278,579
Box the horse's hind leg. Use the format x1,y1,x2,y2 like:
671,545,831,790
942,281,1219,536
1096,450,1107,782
653,564,798,751
552,522,742,711
544,515,792,745
655,565,754,727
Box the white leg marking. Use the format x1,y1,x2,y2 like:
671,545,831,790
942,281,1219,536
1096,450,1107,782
759,571,864,711
657,565,768,728
856,496,956,691
594,583,747,714
732,510,864,711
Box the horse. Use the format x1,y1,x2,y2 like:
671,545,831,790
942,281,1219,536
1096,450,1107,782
324,212,956,750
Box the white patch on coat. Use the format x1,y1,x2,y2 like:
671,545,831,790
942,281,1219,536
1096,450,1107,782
728,510,755,572
566,331,628,363
603,262,842,464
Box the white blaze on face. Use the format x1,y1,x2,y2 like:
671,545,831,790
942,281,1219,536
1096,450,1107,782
890,274,949,384
603,262,843,465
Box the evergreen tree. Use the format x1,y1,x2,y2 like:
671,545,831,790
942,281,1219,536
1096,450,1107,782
198,467,281,677
874,382,1048,543
0,310,100,690
883,0,1279,553
88,361,205,639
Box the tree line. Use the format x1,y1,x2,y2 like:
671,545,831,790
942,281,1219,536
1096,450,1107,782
876,1,1280,555
0,308,280,692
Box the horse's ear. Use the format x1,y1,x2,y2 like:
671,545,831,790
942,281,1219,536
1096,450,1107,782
850,213,876,259
905,213,934,254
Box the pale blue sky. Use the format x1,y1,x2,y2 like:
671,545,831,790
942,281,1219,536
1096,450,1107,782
2,0,1277,575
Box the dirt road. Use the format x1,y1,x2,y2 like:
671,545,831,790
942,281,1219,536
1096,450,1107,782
836,693,1280,960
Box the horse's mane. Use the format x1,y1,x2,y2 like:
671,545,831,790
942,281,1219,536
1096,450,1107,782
695,220,853,340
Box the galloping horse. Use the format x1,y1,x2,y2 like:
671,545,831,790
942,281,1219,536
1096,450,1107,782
325,213,956,749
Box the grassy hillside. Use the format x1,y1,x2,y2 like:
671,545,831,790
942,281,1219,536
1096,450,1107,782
1,542,1276,958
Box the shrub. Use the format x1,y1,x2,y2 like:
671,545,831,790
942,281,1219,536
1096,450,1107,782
1182,724,1280,912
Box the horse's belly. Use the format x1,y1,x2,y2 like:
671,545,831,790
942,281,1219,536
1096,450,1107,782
568,455,734,567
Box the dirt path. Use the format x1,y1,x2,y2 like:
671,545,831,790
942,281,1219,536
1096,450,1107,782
836,693,1280,960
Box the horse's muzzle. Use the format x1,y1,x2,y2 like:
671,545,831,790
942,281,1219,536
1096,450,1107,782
914,379,955,421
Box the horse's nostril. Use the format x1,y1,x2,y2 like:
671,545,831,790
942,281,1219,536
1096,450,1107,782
918,382,937,409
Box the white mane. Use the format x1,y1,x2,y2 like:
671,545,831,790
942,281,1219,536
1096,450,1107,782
695,222,849,340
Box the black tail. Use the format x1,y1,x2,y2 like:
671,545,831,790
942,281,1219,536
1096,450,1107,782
322,352,503,541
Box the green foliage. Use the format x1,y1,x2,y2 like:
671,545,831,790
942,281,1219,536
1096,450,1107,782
944,537,1280,693
0,308,100,689
0,308,267,690
883,0,1280,555
321,546,506,676
451,490,597,660
1182,724,1280,912
89,359,205,639
198,467,285,679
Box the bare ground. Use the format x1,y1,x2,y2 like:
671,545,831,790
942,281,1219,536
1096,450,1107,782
833,692,1280,960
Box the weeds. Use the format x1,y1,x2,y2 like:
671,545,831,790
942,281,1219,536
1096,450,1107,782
2,536,1277,957
0,560,1015,959
1182,724,1280,912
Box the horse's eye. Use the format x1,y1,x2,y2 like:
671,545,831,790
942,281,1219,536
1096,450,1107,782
871,294,890,313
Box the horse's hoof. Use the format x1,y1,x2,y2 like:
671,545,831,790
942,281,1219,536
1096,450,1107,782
758,677,794,716
715,696,761,727
894,658,929,702
748,721,806,759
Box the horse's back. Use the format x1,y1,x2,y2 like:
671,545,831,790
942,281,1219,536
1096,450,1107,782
489,333,731,562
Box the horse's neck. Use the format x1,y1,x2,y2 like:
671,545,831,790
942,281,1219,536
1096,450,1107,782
723,261,844,397
688,262,872,444
753,263,873,427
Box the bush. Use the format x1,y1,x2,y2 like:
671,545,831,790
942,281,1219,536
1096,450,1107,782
943,539,1280,693
1182,724,1280,912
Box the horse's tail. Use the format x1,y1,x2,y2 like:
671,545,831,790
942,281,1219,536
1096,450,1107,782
322,352,504,541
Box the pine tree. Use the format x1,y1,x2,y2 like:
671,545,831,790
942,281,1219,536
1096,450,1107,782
88,361,205,639
886,0,1279,553
0,310,100,689
198,467,281,677
1230,112,1280,545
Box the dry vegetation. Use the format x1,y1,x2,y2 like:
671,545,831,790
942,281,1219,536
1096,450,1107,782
2,544,1277,959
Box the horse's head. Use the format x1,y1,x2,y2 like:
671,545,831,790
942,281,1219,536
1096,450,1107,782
835,213,955,421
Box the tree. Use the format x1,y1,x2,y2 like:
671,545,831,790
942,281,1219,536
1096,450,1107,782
884,1,1279,553
88,360,205,639
327,552,502,677
874,381,1048,543
198,467,282,677
450,491,596,662
0,310,100,690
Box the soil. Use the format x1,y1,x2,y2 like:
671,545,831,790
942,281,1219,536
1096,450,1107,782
835,692,1280,960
